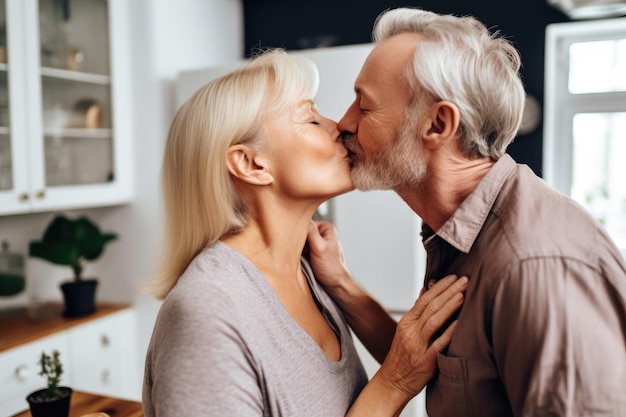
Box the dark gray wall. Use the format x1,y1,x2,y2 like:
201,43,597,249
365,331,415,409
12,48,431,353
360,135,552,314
242,0,571,175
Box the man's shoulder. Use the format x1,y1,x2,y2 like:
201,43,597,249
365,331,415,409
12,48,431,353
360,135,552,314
487,164,607,261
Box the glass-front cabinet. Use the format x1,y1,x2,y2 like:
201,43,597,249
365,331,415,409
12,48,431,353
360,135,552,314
0,0,132,215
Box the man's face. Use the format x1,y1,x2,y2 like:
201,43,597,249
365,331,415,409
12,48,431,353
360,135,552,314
338,33,428,191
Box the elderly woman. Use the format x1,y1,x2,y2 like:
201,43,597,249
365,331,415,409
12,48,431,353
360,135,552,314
141,49,466,417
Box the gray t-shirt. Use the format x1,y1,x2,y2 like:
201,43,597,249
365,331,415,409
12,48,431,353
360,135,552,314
143,241,368,417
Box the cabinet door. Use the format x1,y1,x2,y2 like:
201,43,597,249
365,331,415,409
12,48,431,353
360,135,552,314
0,332,71,417
0,0,32,214
26,0,132,212
67,308,140,400
0,0,132,215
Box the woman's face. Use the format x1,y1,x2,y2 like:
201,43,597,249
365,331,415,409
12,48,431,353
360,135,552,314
263,98,354,201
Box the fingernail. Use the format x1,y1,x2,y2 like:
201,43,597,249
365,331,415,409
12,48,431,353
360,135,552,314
458,276,469,285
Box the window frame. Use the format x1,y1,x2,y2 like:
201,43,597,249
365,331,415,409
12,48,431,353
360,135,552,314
543,17,626,256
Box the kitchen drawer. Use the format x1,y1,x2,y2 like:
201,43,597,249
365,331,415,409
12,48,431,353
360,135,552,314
0,332,70,416
67,308,139,399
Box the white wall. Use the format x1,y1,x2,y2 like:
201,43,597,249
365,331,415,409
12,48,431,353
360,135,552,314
0,0,244,400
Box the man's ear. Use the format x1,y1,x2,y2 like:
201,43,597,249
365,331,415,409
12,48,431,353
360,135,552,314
226,144,273,185
422,101,460,150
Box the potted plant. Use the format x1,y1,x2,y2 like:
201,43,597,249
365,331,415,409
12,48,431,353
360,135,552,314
29,214,117,317
26,350,72,417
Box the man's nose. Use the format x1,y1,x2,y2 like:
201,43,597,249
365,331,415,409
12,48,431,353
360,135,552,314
337,103,358,134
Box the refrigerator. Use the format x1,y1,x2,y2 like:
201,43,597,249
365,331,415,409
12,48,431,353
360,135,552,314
177,44,428,417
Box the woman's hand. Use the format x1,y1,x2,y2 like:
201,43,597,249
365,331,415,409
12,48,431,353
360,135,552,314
376,274,468,398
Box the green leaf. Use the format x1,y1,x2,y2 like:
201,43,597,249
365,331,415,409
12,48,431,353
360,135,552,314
29,215,117,279
29,241,80,268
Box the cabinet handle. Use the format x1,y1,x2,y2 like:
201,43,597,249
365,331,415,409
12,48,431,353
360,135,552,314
101,369,110,384
101,334,110,347
36,189,46,199
18,192,29,202
15,365,29,382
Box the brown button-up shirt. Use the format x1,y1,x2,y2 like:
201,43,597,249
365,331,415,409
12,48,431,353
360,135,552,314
423,154,626,417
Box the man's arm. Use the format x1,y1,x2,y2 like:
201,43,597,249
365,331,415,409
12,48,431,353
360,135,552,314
307,221,468,415
306,220,400,362
492,257,626,416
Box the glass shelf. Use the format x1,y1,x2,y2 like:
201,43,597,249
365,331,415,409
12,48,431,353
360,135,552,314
41,66,110,85
43,127,111,138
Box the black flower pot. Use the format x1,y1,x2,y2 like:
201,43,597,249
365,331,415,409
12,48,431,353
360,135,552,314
26,387,72,417
60,279,98,317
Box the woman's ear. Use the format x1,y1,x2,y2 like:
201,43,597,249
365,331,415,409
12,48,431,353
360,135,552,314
422,101,460,150
226,144,273,185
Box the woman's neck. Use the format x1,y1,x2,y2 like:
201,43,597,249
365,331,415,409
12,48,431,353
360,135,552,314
221,198,318,279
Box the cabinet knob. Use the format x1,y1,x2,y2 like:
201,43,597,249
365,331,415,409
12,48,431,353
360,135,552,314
14,364,29,382
36,189,46,199
101,369,110,384
101,334,110,347
18,192,29,202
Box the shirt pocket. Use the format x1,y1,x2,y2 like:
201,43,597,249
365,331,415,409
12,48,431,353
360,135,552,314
426,352,473,417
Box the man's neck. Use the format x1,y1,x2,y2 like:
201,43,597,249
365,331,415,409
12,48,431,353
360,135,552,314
397,155,495,232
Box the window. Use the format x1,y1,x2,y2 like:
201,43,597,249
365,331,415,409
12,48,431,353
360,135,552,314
544,17,626,256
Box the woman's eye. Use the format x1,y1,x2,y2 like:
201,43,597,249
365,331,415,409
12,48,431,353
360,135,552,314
310,120,320,125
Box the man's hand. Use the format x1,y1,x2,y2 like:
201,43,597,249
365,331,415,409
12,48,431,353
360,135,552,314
306,220,353,291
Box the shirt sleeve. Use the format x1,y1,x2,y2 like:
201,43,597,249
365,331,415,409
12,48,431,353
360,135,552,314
146,286,263,417
491,256,626,416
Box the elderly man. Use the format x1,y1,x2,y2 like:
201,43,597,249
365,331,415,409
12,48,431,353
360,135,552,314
307,7,626,417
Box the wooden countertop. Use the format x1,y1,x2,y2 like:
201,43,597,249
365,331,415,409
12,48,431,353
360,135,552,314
12,390,143,417
0,303,131,352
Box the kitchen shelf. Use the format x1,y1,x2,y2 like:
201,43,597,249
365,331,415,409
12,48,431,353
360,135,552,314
40,66,110,85
43,127,112,139
0,302,130,353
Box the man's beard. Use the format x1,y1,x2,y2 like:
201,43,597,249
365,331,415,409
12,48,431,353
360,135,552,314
344,113,427,191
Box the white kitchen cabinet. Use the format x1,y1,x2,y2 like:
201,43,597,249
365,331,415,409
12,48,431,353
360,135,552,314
0,0,132,215
67,307,139,399
0,332,69,416
0,305,139,416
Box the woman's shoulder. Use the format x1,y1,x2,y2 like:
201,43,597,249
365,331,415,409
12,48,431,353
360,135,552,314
161,241,266,317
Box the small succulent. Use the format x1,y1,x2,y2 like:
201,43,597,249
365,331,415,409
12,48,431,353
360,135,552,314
38,350,64,399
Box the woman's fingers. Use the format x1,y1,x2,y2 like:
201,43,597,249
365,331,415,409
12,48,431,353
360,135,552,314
406,275,469,323
428,319,459,357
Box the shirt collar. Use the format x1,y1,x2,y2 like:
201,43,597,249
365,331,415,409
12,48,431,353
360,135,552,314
424,154,517,253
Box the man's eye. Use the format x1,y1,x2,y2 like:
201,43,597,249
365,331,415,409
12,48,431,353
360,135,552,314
310,120,320,125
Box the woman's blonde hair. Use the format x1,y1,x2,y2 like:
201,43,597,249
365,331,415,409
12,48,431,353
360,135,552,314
143,49,319,299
